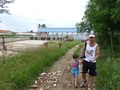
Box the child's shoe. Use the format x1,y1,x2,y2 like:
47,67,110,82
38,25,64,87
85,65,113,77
75,83,78,88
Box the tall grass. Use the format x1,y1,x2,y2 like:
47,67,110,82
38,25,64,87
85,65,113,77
74,42,83,57
0,41,79,90
96,49,120,90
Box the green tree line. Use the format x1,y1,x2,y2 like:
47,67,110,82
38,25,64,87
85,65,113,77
76,0,120,54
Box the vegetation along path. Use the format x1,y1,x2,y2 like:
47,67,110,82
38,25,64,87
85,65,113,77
30,45,96,90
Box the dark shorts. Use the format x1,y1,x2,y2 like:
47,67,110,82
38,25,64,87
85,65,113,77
82,60,97,76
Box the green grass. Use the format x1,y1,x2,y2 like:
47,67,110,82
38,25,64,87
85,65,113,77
96,50,120,90
0,41,79,90
74,42,83,57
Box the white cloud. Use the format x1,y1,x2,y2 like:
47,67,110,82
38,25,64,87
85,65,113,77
0,0,89,32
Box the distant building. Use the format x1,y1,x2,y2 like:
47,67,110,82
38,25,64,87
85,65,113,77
16,32,36,36
35,28,77,41
0,30,15,35
37,28,77,32
29,28,88,40
37,28,77,36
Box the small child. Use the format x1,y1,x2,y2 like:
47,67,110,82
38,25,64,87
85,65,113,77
69,54,79,88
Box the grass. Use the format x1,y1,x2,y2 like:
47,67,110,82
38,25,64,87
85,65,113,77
74,42,83,57
0,41,80,90
96,49,120,90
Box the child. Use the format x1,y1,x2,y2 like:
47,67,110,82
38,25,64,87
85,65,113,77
69,54,79,88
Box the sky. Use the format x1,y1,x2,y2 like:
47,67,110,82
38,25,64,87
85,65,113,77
0,0,89,32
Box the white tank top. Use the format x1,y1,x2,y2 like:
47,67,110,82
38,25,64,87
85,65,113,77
84,43,97,63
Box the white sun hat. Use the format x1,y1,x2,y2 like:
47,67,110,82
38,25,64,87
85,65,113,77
89,34,95,38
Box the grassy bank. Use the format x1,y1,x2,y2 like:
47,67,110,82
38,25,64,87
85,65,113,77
96,49,120,90
74,42,83,57
0,41,80,90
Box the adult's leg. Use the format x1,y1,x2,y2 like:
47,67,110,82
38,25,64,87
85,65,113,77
88,63,97,89
82,73,87,81
88,75,93,87
80,60,88,87
81,60,88,81
80,73,87,87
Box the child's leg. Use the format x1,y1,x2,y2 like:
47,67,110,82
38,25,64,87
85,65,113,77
72,70,75,83
75,70,79,83
74,76,78,88
74,76,78,84
74,70,79,88
73,76,75,83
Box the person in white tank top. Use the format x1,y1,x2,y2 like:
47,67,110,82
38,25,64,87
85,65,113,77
80,34,100,90
84,43,97,63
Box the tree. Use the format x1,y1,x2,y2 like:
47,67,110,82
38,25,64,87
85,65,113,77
0,0,14,14
41,24,47,28
0,0,15,59
77,0,120,53
30,30,33,33
76,17,91,33
37,24,41,28
38,24,47,28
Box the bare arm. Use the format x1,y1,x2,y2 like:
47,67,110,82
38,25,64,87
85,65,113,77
93,44,100,60
95,44,100,60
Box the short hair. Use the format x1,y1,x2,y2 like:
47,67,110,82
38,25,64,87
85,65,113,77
73,54,78,59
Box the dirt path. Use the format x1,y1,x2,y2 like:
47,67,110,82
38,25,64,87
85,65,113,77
30,45,96,90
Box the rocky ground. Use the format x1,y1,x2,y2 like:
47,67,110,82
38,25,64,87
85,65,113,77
29,45,96,90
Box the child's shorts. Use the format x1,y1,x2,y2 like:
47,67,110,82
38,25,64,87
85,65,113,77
72,69,79,76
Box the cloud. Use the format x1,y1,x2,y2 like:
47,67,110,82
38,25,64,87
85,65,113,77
0,0,89,32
